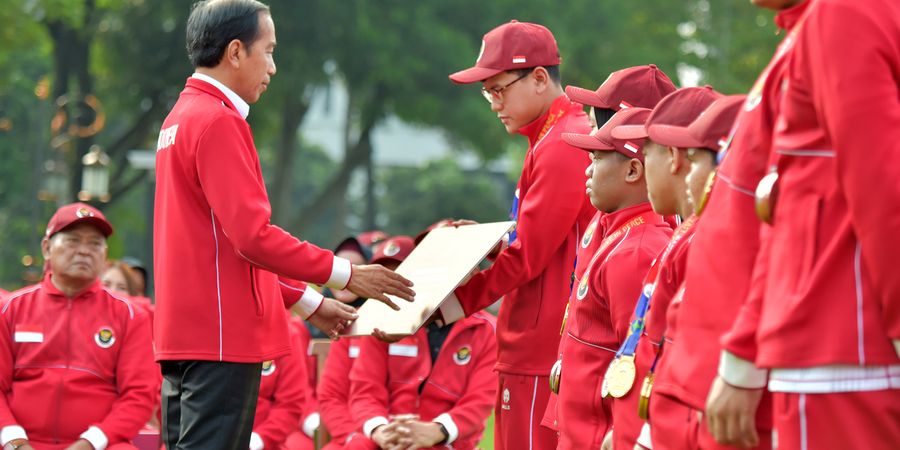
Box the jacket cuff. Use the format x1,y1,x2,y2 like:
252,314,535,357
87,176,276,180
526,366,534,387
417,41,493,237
80,426,109,450
432,413,459,445
302,412,321,437
1,426,27,445
718,350,768,389
291,287,324,320
326,257,352,290
249,432,264,450
439,292,465,324
363,416,389,438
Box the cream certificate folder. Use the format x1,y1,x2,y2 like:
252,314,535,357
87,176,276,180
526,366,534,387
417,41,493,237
345,221,515,337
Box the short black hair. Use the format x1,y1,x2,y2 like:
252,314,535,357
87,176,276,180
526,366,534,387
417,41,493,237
509,65,561,84
186,0,270,68
593,107,616,127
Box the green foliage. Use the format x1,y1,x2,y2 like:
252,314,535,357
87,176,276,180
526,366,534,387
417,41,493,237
376,158,509,237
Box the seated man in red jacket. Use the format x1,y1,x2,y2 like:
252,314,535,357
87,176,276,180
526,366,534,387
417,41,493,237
346,236,498,450
249,324,312,450
0,203,157,450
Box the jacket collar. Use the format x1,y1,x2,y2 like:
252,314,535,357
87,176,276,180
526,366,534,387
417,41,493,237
599,201,657,232
775,0,810,31
185,74,250,120
41,272,102,300
517,94,579,146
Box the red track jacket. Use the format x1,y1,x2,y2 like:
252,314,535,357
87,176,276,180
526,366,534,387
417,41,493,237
656,1,810,408
0,276,156,448
722,0,900,391
154,76,349,363
350,313,498,450
317,337,363,445
444,95,594,376
252,327,310,450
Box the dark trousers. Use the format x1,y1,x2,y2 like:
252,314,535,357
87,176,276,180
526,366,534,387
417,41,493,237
161,360,262,450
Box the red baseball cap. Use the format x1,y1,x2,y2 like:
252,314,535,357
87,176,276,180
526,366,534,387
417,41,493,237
414,219,454,245
565,65,677,111
370,236,415,266
650,95,747,151
449,20,561,84
45,202,114,238
612,86,722,141
357,230,389,248
562,107,652,161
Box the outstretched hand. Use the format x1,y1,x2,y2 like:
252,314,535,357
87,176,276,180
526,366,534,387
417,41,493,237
308,297,357,339
346,264,415,310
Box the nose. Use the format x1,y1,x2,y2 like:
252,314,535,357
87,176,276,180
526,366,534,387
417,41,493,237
269,60,276,76
490,97,502,112
584,162,593,178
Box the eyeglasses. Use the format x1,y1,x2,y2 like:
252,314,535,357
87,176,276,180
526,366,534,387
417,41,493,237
481,71,530,104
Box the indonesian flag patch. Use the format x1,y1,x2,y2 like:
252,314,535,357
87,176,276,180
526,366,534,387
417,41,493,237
14,324,43,343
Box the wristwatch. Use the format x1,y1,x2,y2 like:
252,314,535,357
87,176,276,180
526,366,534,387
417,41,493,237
436,423,450,444
4,439,28,450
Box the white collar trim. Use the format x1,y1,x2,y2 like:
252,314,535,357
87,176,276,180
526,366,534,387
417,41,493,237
191,73,250,120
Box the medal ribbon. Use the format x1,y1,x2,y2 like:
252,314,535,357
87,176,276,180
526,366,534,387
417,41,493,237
614,215,698,359
508,102,569,244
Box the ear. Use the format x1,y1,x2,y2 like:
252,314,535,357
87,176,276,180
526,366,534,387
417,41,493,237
224,39,244,68
532,67,550,94
625,158,644,184
41,236,51,261
669,146,688,174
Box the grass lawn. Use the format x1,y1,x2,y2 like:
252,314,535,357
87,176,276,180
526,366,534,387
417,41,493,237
477,412,495,449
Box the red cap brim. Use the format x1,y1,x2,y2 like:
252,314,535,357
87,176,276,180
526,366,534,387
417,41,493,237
55,217,114,238
647,124,703,149
561,132,615,151
449,66,505,84
565,85,606,108
611,124,649,140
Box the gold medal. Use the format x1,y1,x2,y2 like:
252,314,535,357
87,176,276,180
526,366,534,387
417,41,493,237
637,373,655,420
549,359,562,394
560,303,569,336
604,355,637,398
695,170,717,216
755,171,779,224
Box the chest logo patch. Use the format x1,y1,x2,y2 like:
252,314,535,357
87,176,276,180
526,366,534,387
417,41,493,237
453,346,472,365
502,388,511,410
581,221,597,248
383,240,401,257
94,327,116,349
576,273,589,300
261,360,276,376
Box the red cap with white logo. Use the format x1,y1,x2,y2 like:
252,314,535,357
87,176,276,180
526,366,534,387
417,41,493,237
45,202,114,238
562,107,652,161
449,20,561,84
565,64,676,111
370,236,416,266
650,94,746,152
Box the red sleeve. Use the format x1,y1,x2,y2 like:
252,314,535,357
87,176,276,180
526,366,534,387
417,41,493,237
253,347,307,447
96,306,157,442
278,278,308,310
195,114,342,287
456,140,590,314
348,337,391,427
0,303,17,428
316,339,359,440
441,322,498,441
807,1,900,340
600,244,660,343
290,321,320,426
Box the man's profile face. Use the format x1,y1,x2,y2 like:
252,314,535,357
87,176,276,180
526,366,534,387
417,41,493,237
481,71,539,135
42,223,107,284
235,11,277,104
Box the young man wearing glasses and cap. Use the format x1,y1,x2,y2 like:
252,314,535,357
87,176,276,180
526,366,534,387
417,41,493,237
443,20,594,450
